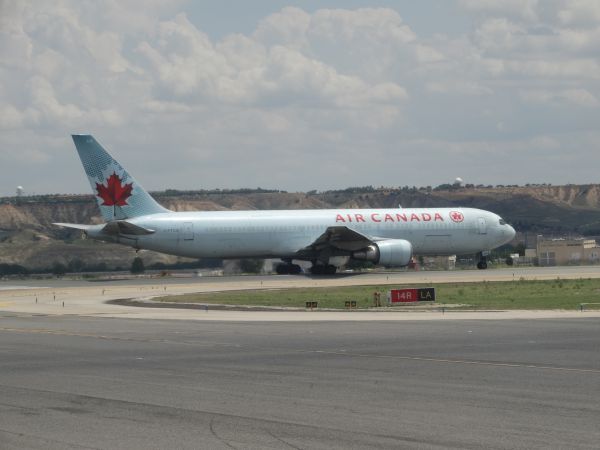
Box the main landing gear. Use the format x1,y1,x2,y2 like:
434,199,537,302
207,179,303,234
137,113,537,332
275,262,302,275
275,260,338,275
476,252,488,270
309,264,337,275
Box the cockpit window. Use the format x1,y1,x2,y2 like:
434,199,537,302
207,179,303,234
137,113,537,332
499,219,507,225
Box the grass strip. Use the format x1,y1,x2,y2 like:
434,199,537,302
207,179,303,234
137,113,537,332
153,278,600,310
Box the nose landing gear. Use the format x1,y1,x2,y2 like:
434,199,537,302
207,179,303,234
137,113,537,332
477,252,488,270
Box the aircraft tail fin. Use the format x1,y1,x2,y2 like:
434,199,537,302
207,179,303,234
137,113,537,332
71,135,170,221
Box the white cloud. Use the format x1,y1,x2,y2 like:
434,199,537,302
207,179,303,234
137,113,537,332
426,81,493,96
253,7,311,50
463,2,600,82
141,100,193,114
308,8,416,44
473,18,526,53
557,27,600,54
557,0,600,26
506,59,600,78
561,88,599,106
137,12,408,111
0,1,599,195
521,88,599,107
459,0,540,21
29,76,82,122
0,104,25,129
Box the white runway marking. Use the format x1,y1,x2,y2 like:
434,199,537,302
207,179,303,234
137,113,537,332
0,286,47,291
304,350,600,374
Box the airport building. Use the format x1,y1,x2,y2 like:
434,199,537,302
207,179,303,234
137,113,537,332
535,237,600,266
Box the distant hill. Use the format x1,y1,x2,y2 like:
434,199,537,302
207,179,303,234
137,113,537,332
2,184,600,271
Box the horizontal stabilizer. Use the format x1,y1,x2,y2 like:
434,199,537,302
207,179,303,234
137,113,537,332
53,223,95,231
102,221,155,236
54,221,154,236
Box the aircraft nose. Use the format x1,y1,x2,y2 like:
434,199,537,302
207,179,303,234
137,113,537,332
506,224,516,241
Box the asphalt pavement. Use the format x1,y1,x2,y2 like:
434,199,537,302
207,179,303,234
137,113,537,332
1,315,599,449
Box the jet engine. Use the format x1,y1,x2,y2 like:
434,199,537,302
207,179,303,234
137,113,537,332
352,239,413,267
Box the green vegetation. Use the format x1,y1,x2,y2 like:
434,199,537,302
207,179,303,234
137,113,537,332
159,187,282,197
130,257,145,274
51,261,67,276
0,263,28,276
154,278,600,310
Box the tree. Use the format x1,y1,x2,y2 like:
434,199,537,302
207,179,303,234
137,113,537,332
0,263,28,276
130,257,145,274
89,262,108,272
51,262,67,277
68,258,86,273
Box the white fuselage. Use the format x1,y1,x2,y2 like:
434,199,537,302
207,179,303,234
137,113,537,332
90,207,515,260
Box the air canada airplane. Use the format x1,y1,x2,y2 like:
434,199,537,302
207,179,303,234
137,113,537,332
55,135,516,275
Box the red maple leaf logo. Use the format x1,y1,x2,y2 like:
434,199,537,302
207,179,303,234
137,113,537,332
449,211,464,223
95,172,133,207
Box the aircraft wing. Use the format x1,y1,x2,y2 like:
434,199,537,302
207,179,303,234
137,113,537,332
298,226,375,258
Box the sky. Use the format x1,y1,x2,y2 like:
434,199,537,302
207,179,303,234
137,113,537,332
1,0,599,196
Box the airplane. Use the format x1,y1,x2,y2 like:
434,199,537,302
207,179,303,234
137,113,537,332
55,135,516,275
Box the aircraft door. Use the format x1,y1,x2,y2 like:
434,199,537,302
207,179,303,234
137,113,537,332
182,222,194,241
477,217,487,235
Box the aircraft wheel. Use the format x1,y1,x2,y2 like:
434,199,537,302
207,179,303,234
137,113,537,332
325,264,337,275
310,265,324,275
477,261,488,270
310,264,337,275
277,263,303,275
275,264,290,275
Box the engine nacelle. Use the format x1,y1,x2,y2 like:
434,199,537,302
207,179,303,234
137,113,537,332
352,239,413,267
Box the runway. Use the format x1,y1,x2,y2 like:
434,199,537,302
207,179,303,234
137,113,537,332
2,268,599,448
1,315,599,449
2,266,600,320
